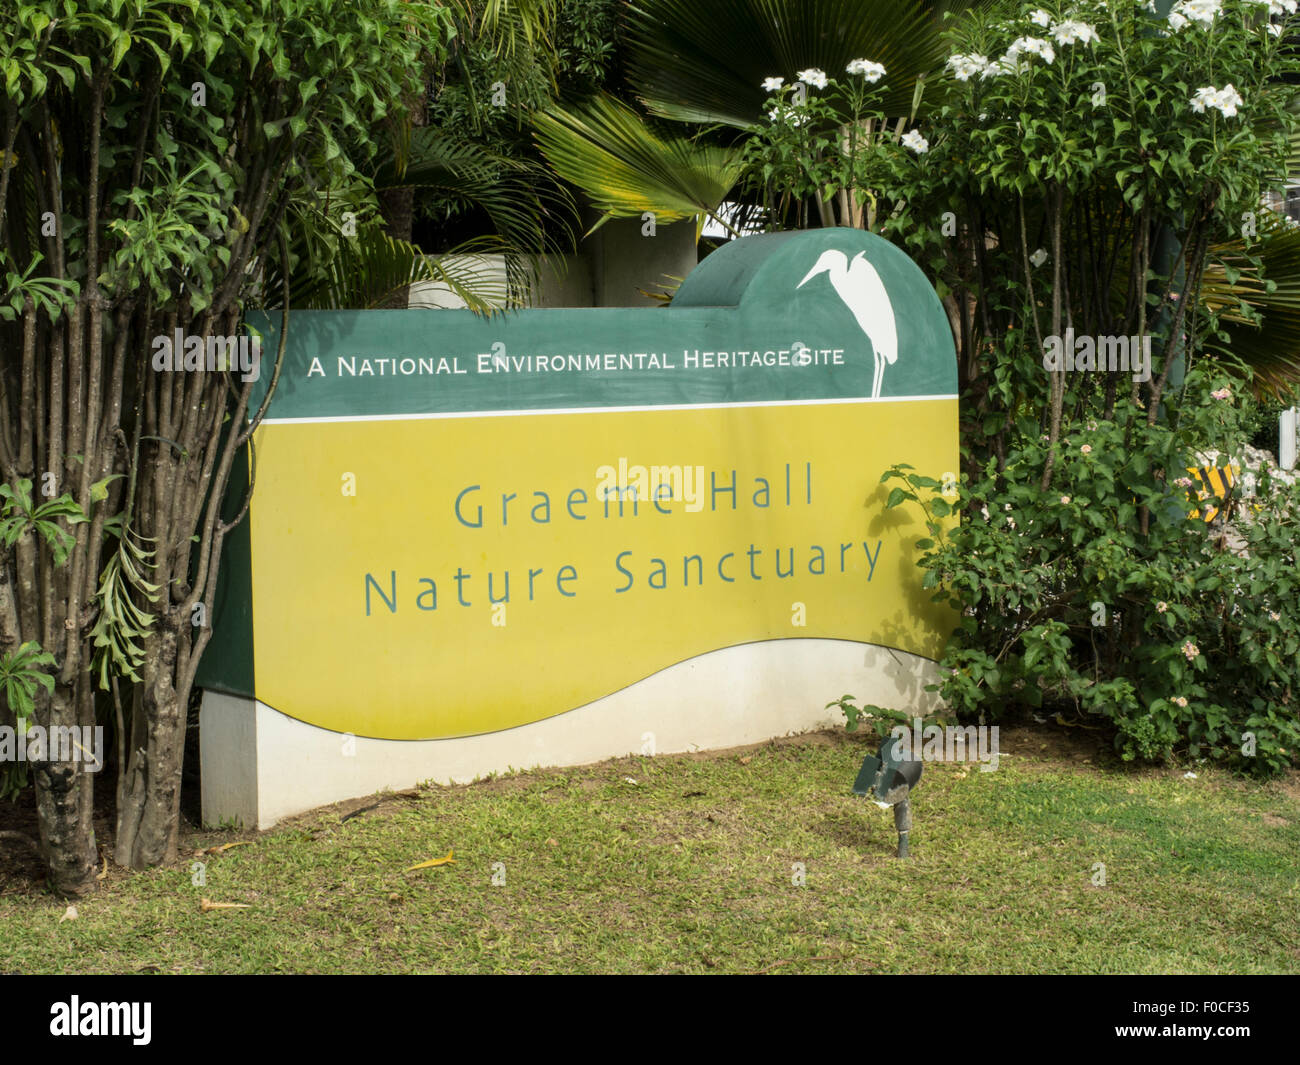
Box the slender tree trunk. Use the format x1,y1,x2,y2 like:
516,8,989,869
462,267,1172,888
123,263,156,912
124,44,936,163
32,678,98,896
1041,184,1066,492
379,187,415,246
114,624,185,867
377,78,428,309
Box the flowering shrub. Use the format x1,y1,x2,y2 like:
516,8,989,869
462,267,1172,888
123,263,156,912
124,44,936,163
741,58,916,229
882,371,1300,774
863,0,1300,774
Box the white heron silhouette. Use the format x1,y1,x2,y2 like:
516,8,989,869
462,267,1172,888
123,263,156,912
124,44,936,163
797,249,898,399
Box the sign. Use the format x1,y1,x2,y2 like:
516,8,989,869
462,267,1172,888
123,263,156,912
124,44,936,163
199,229,959,741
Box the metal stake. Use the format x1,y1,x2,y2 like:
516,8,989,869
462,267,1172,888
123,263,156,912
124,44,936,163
894,795,912,858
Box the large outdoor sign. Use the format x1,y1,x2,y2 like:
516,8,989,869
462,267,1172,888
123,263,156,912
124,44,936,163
200,229,959,741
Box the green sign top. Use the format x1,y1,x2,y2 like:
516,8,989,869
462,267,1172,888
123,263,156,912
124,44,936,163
246,229,957,420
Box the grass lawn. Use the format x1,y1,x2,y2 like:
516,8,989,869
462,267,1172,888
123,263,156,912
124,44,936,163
1,727,1297,974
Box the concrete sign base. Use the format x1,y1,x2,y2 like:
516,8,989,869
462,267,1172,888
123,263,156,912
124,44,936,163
202,640,941,829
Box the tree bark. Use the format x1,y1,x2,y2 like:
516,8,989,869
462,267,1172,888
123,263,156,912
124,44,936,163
31,678,98,896
376,75,428,309
114,625,185,868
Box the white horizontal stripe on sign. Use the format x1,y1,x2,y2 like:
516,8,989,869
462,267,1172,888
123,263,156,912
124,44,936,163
260,393,960,426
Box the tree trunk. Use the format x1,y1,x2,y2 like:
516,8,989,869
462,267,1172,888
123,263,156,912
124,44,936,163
379,186,415,246
114,626,186,868
376,75,428,310
32,678,98,896
378,186,416,309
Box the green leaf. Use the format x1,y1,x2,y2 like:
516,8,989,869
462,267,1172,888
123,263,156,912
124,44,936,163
111,30,132,70
90,475,122,504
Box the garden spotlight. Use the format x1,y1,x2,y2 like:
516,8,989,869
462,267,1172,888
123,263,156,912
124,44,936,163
852,736,923,858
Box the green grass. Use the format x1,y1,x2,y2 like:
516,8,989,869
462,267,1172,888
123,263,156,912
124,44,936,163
1,728,1297,974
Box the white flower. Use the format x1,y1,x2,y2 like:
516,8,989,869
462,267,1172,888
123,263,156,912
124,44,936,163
947,53,990,81
1243,1,1296,18
1191,84,1243,118
982,55,1024,78
796,67,828,89
1269,23,1282,35
901,128,929,153
1030,247,1049,267
766,101,811,127
1170,0,1222,28
1030,8,1052,26
1051,19,1100,46
761,76,785,92
1005,36,1056,64
847,58,886,82
1215,83,1244,116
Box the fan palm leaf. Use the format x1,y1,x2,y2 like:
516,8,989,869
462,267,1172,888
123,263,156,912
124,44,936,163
534,93,746,237
1200,208,1300,398
624,0,981,129
375,128,574,260
261,222,514,313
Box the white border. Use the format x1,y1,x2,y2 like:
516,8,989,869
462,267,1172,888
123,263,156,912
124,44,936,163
261,394,959,426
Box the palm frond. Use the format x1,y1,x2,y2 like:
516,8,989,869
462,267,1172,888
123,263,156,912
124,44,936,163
534,94,745,237
375,128,576,260
475,0,558,59
1201,209,1300,398
273,227,514,313
624,0,980,128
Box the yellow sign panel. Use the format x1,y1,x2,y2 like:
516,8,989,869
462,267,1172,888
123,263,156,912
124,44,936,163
249,400,956,739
